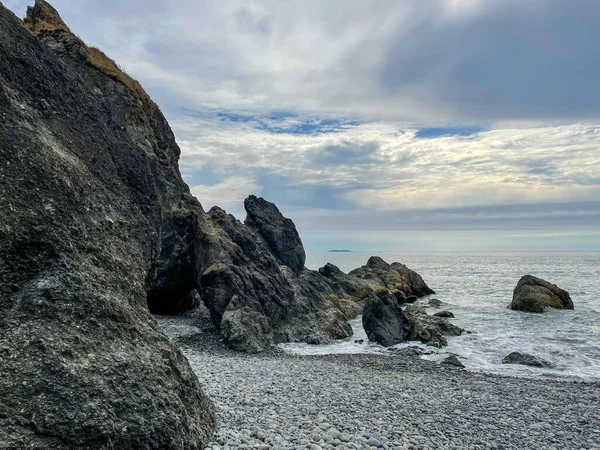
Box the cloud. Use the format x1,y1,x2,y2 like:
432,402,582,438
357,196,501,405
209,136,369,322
175,116,600,211
190,176,262,210
7,0,600,124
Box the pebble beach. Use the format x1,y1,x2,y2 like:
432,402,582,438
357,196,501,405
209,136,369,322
158,315,600,450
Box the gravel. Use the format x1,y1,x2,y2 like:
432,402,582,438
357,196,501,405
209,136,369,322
157,314,600,450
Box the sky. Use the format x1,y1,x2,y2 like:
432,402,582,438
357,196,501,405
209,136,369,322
5,0,600,251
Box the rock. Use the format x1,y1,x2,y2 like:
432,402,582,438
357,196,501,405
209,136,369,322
244,195,306,273
220,305,273,353
502,352,555,368
441,355,465,368
392,289,407,304
433,310,455,318
428,298,443,308
510,275,574,313
405,295,418,303
278,266,354,344
389,346,425,357
362,291,413,346
1,2,215,447
318,262,374,301
404,305,464,348
349,256,435,297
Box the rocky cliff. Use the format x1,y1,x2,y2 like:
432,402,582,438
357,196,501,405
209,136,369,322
0,1,215,448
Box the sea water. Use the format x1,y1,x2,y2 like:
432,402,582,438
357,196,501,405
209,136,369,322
280,252,600,381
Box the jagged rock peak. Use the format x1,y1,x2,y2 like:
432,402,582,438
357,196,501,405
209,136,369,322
24,0,70,35
244,195,306,273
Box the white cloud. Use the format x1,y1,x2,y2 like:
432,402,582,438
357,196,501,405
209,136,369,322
175,117,600,211
190,176,262,210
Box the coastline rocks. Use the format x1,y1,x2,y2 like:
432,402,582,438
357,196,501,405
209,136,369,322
405,305,464,348
349,256,435,298
244,195,306,273
510,275,574,313
1,2,215,447
433,310,455,318
502,352,554,368
279,266,354,344
362,291,413,346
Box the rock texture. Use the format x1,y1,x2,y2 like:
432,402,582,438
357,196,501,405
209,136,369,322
510,275,574,313
502,352,554,368
0,2,216,448
244,195,306,273
349,256,435,297
362,291,413,346
404,305,464,348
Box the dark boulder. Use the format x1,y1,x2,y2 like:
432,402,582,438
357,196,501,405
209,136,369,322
244,195,306,273
362,291,413,347
510,275,574,313
433,310,455,318
349,256,434,297
0,2,215,447
502,352,554,368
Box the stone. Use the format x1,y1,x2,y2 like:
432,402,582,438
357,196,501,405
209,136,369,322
433,310,455,318
502,352,555,368
510,275,574,313
428,298,443,308
362,291,413,346
0,2,215,447
441,355,465,368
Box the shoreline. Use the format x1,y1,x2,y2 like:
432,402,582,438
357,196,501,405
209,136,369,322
158,315,600,450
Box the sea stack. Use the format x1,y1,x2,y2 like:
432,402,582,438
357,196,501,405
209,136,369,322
510,275,574,313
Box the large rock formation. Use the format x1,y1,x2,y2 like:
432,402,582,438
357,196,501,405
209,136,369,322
349,256,435,298
362,290,413,346
510,275,574,313
244,195,306,273
0,1,215,447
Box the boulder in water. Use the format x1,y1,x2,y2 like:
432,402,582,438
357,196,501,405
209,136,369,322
433,310,455,318
510,275,573,313
502,352,554,368
428,298,443,308
362,290,413,347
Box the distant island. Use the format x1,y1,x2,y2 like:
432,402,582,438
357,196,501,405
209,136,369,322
328,249,352,252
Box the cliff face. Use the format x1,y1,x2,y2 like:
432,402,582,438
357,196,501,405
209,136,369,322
0,1,215,448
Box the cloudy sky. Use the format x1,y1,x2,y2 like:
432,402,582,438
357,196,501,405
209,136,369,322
6,0,600,251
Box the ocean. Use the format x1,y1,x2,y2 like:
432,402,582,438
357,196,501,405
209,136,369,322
280,251,600,381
